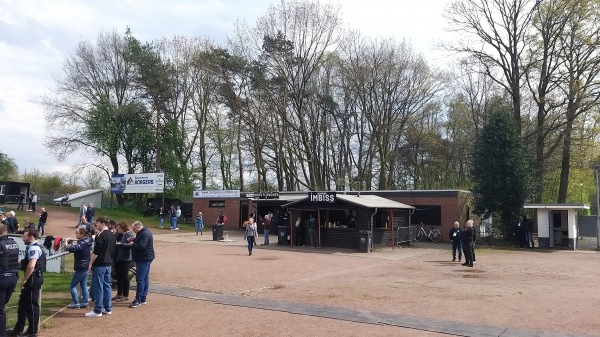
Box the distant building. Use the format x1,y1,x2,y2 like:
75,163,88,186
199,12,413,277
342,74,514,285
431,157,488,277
0,181,30,204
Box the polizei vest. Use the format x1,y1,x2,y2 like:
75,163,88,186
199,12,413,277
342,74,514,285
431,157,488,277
0,236,19,273
21,243,46,272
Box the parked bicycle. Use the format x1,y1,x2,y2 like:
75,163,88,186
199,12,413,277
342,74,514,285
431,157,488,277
416,223,441,242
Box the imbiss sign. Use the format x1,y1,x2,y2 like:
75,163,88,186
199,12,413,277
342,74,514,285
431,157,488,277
309,192,336,203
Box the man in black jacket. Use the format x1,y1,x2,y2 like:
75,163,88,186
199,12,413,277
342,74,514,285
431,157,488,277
0,223,19,336
461,220,475,267
449,221,462,262
85,217,115,317
126,221,154,308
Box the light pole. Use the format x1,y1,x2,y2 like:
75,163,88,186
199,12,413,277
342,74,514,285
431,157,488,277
594,164,600,250
580,182,583,204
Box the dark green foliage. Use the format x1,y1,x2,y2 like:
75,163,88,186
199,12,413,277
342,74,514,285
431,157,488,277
0,152,18,180
471,100,533,240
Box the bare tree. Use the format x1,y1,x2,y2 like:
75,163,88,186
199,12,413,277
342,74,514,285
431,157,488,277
445,0,542,133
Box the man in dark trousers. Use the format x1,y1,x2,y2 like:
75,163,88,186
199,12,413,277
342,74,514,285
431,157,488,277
0,223,19,336
8,229,45,337
16,192,25,211
449,221,462,262
85,217,115,317
461,220,475,267
307,214,318,248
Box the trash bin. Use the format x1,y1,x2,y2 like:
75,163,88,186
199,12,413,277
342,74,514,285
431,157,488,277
277,226,288,246
212,224,224,241
358,230,371,253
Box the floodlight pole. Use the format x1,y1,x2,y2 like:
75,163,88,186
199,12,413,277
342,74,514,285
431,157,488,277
595,165,600,250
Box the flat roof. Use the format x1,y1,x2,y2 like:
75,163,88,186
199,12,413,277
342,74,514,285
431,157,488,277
282,194,415,210
524,203,590,210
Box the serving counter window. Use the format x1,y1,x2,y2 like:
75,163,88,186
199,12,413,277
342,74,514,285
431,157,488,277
318,209,357,229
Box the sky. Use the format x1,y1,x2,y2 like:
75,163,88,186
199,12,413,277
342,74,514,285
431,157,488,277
0,0,454,176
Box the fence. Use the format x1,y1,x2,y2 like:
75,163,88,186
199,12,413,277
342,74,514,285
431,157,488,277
397,225,417,246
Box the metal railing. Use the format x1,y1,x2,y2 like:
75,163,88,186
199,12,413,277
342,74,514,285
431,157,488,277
397,225,417,245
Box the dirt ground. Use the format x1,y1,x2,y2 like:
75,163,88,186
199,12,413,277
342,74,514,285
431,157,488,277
19,206,600,336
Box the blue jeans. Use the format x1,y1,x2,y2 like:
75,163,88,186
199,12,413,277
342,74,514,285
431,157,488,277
91,266,112,314
70,269,89,305
196,223,203,235
452,241,462,260
135,260,152,302
263,229,270,245
159,218,164,228
37,221,46,236
170,217,177,230
247,236,255,253
525,231,533,247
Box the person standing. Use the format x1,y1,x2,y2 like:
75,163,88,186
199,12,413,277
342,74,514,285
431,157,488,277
195,212,204,236
0,223,19,337
461,220,475,267
262,213,271,245
175,206,181,230
63,227,92,309
294,217,305,246
126,221,154,308
449,221,462,262
216,211,227,225
78,202,87,223
158,207,165,229
85,217,115,317
114,222,133,302
37,208,48,236
523,214,533,248
7,229,45,337
85,203,95,225
16,192,25,211
516,214,526,248
307,214,318,248
29,192,37,212
26,192,33,212
169,206,177,231
244,217,258,256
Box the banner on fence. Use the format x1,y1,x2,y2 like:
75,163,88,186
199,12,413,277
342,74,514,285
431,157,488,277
111,173,165,194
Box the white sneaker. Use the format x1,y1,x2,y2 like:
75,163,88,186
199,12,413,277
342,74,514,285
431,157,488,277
102,309,112,315
85,311,102,317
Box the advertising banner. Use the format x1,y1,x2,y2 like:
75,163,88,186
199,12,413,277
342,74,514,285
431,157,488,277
193,190,241,198
111,173,165,194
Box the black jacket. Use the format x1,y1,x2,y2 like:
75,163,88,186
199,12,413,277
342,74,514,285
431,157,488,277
461,227,475,243
66,236,92,271
92,230,115,267
131,227,155,262
449,227,462,243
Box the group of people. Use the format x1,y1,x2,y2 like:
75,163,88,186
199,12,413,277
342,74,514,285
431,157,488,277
516,214,534,248
157,205,182,231
61,216,155,320
449,220,477,267
0,208,48,236
16,191,37,212
243,211,285,255
0,224,46,337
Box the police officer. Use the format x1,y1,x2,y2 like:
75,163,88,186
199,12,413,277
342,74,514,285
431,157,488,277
0,223,19,337
8,229,45,337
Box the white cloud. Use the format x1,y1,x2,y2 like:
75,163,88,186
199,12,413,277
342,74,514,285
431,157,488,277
0,0,455,175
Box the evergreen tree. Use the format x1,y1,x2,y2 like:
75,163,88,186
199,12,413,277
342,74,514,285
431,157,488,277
471,100,532,240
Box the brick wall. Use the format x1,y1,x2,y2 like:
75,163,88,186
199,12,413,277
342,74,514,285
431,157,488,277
193,198,241,230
